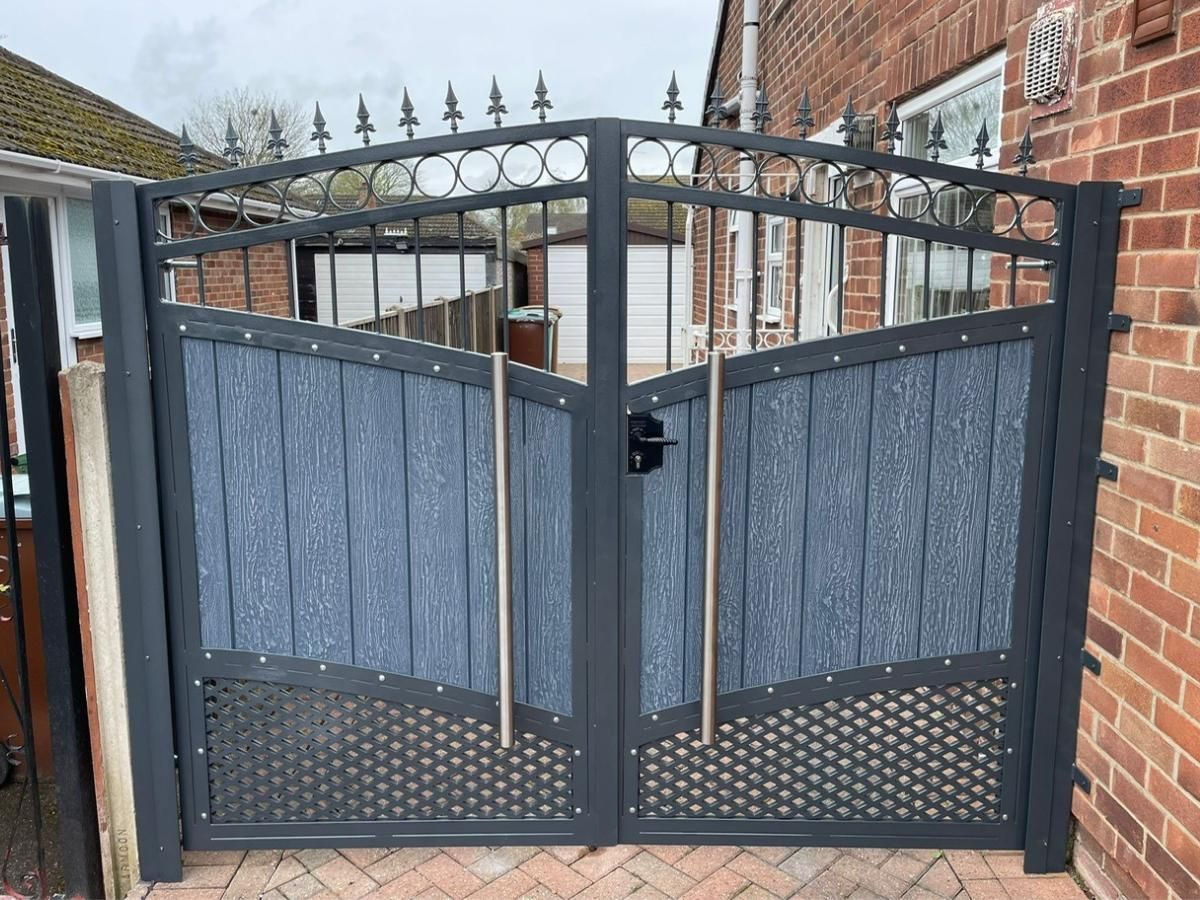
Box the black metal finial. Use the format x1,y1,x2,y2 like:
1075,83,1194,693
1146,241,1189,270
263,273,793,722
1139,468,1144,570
311,102,330,154
705,79,725,122
1013,125,1035,176
925,110,948,162
443,81,463,132
662,71,683,123
837,96,858,146
488,76,508,128
178,123,198,174
532,70,553,123
223,115,245,167
972,119,992,170
267,110,288,160
793,86,814,139
355,94,375,146
399,87,420,140
882,101,902,154
752,87,772,133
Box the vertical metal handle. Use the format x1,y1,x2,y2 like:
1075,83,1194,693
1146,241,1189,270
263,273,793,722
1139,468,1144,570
492,352,515,749
700,351,724,745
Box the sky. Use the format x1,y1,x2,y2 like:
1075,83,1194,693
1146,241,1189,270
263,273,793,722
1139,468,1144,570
1,0,720,150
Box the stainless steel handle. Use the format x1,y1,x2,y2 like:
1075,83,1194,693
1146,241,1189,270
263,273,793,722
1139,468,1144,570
700,350,724,745
492,352,515,748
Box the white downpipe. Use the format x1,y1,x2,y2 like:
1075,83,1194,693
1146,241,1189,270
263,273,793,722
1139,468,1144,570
734,0,759,351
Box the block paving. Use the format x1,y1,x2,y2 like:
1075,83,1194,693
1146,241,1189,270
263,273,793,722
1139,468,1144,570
130,845,1088,899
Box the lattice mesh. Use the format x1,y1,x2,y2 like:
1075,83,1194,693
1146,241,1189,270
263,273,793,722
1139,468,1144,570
638,680,1007,822
202,678,574,823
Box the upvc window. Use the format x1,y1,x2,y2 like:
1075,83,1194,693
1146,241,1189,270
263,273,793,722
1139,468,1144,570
763,216,785,322
888,53,1004,325
63,197,102,334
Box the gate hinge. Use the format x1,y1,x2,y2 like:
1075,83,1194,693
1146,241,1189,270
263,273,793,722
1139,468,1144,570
1095,458,1119,481
1117,188,1142,208
1072,765,1092,794
1107,312,1132,332
1082,648,1102,676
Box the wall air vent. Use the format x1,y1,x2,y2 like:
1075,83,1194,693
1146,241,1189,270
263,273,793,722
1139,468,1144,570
1025,11,1070,104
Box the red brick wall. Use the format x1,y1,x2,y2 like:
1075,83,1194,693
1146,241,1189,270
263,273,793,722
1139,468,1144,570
703,0,1200,895
0,244,18,456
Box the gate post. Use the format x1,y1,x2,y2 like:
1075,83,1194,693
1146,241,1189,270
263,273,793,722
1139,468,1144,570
1023,182,1124,873
93,180,182,881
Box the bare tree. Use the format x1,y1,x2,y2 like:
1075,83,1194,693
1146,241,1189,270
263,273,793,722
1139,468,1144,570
187,87,307,165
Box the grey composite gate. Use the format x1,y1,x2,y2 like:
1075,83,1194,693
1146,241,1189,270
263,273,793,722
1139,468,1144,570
94,115,1126,881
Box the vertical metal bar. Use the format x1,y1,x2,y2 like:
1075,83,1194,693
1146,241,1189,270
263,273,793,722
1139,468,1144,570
241,246,252,312
369,225,381,333
500,207,510,354
665,201,674,371
835,223,846,334
922,239,932,320
700,350,724,746
458,212,469,351
491,352,515,749
541,202,550,371
327,233,339,325
196,253,206,307
879,232,888,325
284,240,296,319
92,181,182,881
1010,253,1019,307
5,197,104,897
414,219,425,341
706,206,716,351
750,211,759,352
966,247,976,313
793,218,802,342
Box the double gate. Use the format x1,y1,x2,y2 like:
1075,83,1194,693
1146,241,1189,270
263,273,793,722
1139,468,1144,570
94,117,1124,880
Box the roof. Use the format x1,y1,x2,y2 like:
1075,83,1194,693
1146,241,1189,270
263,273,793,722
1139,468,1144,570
296,212,498,249
0,45,225,179
521,198,686,246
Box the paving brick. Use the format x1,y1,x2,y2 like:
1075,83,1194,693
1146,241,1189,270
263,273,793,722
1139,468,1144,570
742,845,794,865
679,866,748,900
779,846,842,884
463,868,538,899
312,856,379,899
415,854,486,899
163,866,237,890
674,846,741,881
961,879,1008,900
520,851,592,897
546,845,591,864
369,869,434,900
572,845,640,881
914,859,961,898
622,850,697,896
829,855,910,898
879,852,929,887
338,848,391,869
442,847,488,866
266,857,309,891
943,850,993,882
998,876,1088,899
984,852,1028,880
278,874,327,900
466,846,539,881
727,850,802,896
642,846,692,866
145,891,225,900
223,858,280,899
574,867,644,899
796,868,859,898
181,852,246,867
295,849,341,872
365,847,442,884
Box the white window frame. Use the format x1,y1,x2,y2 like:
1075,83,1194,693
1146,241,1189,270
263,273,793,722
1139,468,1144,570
763,216,785,323
724,210,741,312
884,52,1005,325
55,190,105,344
798,120,848,340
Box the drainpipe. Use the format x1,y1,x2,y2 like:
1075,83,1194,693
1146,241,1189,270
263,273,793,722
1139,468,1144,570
734,0,759,351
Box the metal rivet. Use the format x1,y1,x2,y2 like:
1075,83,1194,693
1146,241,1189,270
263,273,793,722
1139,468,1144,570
1011,682,1019,689
200,813,207,820
961,334,969,342
833,355,841,363
319,664,327,671
378,674,386,682
193,679,201,687
825,675,833,683
898,344,906,352
1007,748,1014,755
243,332,252,340
999,653,1007,662
651,395,659,404
575,807,583,815
559,397,566,406
629,806,636,814
885,666,893,674
1021,325,1029,334
204,652,212,660
311,343,319,351
179,324,187,332
1002,814,1009,821
372,353,381,361
197,748,205,755
259,656,267,664
436,685,444,693
767,686,774,695
944,658,952,666
773,365,781,373
574,749,582,757
630,748,638,756
553,715,560,724
650,713,658,721
433,364,441,373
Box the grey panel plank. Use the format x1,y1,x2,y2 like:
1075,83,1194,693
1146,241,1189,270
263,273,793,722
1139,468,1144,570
640,400,691,712
509,398,528,704
280,353,352,663
860,354,935,665
404,374,470,686
214,342,292,655
743,376,811,687
682,396,705,702
523,402,574,714
979,339,1033,650
920,344,999,656
802,364,872,677
343,362,412,675
464,384,498,694
182,339,232,648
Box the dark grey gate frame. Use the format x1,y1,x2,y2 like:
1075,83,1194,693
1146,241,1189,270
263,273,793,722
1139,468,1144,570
93,117,1126,882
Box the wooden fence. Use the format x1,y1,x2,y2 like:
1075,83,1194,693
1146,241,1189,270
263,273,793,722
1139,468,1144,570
344,286,504,352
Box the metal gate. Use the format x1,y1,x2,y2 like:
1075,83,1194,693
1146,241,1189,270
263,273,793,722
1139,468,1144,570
94,110,1125,880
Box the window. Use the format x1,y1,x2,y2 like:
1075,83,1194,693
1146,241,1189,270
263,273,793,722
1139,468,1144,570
64,198,101,330
764,217,785,322
800,167,845,339
889,54,1004,324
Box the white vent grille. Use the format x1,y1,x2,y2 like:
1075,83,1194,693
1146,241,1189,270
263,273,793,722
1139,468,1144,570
1024,11,1070,104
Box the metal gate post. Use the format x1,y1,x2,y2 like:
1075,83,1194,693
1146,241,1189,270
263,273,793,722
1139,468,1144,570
1023,181,1124,873
92,179,182,881
4,196,105,898
587,118,625,845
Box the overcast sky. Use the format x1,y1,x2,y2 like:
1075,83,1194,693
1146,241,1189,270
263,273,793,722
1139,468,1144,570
3,0,720,149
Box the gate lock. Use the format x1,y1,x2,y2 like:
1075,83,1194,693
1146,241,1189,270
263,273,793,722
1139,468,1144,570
628,413,678,474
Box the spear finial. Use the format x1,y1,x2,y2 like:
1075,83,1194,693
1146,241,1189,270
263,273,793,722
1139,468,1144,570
443,81,463,132
487,76,508,128
311,101,330,154
399,87,420,140
662,70,683,123
925,110,948,162
266,110,288,160
532,70,553,123
793,86,814,139
355,94,375,146
837,96,858,146
882,101,902,154
705,79,725,122
178,123,198,174
971,119,992,170
222,115,245,167
1013,124,1036,176
752,87,772,133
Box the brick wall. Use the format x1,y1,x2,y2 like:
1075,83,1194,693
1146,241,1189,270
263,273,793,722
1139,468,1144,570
703,0,1200,895
0,244,18,456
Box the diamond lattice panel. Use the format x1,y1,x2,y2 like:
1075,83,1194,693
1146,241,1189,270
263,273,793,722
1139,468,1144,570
202,678,574,823
638,679,1007,822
